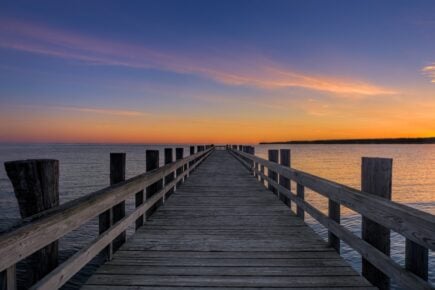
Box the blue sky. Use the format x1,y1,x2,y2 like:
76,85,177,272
0,0,434,143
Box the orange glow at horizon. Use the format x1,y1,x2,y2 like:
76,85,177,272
1,102,434,144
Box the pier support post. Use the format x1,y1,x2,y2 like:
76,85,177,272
146,150,161,218
268,150,278,196
5,159,59,286
176,148,184,186
328,199,340,253
249,146,256,175
361,157,392,290
279,149,291,207
405,240,428,281
189,146,195,168
164,148,174,201
110,153,126,252
296,183,305,219
99,153,126,259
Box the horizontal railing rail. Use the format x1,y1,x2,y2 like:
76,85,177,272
0,147,214,289
229,147,434,290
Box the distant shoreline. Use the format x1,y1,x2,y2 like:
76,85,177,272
260,137,435,145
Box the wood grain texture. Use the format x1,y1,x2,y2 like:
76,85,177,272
0,148,213,273
82,150,371,289
4,159,59,287
251,156,432,290
232,149,435,252
405,239,428,281
30,149,213,290
361,157,392,290
279,149,291,207
109,153,126,253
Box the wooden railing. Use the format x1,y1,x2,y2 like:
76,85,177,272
229,147,434,290
0,146,214,290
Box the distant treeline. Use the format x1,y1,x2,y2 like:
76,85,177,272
260,137,435,145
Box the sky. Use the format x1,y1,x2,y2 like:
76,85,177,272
0,0,434,144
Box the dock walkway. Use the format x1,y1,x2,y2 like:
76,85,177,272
82,150,374,289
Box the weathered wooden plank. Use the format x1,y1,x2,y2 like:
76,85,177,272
106,258,349,267
82,287,377,290
361,157,392,290
113,250,338,259
232,149,435,252
0,149,213,273
81,150,371,290
29,150,213,290
85,274,372,287
97,264,358,276
258,173,431,290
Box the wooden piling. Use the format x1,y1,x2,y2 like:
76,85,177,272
361,157,392,290
296,183,305,219
405,239,428,281
146,150,161,218
4,159,59,286
279,149,291,207
328,199,340,253
163,148,174,200
176,148,184,185
109,153,126,252
268,150,279,195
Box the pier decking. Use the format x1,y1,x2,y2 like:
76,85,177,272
82,150,373,289
1,146,434,290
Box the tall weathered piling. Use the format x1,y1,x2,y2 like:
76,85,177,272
361,157,392,290
164,148,174,200
4,159,59,286
279,149,291,207
146,150,161,218
176,148,184,186
268,150,279,195
109,153,126,251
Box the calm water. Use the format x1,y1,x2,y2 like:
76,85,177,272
0,144,434,288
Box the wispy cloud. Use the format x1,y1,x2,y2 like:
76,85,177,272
0,18,396,97
422,64,435,83
54,106,146,117
2,104,147,117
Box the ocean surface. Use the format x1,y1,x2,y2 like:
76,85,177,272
0,143,434,289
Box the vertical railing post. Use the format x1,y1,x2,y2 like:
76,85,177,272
260,164,265,186
249,146,255,176
279,149,291,207
110,153,126,252
146,150,161,218
328,199,340,253
361,157,392,290
164,148,174,201
1,265,16,290
189,146,195,175
268,150,278,196
405,240,428,281
4,159,59,287
296,183,305,219
176,147,184,185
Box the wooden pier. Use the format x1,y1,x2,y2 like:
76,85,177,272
0,146,434,290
